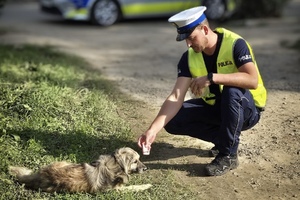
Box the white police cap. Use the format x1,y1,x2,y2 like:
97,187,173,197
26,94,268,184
168,6,207,41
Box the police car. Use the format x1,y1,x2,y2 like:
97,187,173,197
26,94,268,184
39,0,238,26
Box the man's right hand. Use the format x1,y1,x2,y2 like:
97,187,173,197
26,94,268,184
137,130,156,149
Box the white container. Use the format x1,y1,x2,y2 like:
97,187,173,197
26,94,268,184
142,143,150,155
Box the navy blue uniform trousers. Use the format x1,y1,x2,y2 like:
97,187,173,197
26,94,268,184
164,86,261,156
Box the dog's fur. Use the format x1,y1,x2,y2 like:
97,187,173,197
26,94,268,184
8,147,152,193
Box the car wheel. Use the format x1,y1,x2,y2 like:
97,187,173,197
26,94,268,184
91,0,121,26
202,0,226,20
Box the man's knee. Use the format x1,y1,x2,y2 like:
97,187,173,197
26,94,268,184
164,119,182,135
164,120,175,134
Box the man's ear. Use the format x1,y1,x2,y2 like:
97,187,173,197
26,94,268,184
203,25,209,35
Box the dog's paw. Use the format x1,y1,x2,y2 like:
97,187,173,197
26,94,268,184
118,184,153,191
135,184,153,191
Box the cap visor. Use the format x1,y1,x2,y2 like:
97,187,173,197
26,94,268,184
176,33,191,41
176,26,197,41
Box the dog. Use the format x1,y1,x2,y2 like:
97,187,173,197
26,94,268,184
8,147,152,193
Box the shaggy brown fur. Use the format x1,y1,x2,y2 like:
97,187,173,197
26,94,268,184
9,147,152,193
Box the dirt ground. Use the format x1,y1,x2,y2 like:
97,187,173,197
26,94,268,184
0,1,299,199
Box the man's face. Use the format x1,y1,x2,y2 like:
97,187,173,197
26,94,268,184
185,26,208,53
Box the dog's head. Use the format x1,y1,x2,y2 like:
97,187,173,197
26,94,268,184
113,147,148,175
86,147,148,190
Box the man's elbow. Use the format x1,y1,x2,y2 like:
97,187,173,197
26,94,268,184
251,84,258,90
250,79,258,89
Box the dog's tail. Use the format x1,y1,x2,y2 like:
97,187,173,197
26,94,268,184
8,166,37,186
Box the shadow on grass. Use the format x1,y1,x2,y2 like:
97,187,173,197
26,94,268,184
4,128,211,176
142,142,212,161
5,128,137,163
145,162,208,177
138,142,212,177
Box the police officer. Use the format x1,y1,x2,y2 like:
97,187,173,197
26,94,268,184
138,6,267,176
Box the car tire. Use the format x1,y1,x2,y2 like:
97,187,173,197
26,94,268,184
202,0,227,20
91,0,121,26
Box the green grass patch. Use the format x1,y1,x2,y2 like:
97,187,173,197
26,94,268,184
0,44,198,199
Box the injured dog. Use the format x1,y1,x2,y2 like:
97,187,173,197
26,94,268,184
8,147,152,193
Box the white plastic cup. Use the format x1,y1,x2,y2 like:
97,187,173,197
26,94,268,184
142,143,150,155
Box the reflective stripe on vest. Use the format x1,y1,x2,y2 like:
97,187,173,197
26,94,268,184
188,28,267,108
121,1,199,16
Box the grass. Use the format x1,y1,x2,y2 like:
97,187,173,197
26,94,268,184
0,44,198,200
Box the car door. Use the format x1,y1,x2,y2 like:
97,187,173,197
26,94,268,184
119,0,201,18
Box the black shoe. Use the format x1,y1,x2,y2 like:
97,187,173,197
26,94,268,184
208,146,219,157
205,154,239,176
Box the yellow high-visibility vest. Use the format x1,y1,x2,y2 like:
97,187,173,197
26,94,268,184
188,28,267,108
